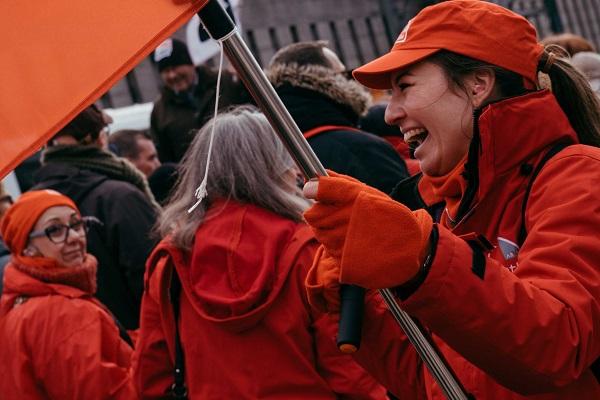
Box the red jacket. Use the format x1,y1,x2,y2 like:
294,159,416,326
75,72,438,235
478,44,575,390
133,200,387,399
354,91,600,399
0,265,135,399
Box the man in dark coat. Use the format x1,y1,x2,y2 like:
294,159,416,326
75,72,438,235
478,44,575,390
150,38,251,163
267,41,408,193
32,105,158,329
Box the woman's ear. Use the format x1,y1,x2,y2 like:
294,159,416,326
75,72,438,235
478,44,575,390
23,246,40,257
466,69,497,108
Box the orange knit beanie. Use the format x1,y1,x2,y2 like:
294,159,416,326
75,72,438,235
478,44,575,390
0,190,77,254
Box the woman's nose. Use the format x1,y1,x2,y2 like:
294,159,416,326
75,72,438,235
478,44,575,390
65,226,85,243
384,100,406,126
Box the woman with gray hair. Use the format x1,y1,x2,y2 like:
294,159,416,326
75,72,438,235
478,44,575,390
132,106,387,399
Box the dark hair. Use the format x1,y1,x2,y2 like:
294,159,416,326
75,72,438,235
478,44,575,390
539,46,600,146
429,49,600,147
429,50,527,100
108,129,152,159
148,162,179,206
268,40,334,69
52,104,106,144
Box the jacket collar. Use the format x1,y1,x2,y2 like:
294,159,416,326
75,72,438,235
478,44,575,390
415,90,578,223
473,90,577,201
0,265,91,316
268,63,371,117
2,265,90,299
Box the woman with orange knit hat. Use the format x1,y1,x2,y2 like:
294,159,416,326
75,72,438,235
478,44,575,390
303,0,600,398
0,190,136,399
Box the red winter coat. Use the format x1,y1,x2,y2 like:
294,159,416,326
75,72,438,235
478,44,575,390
0,265,135,399
354,91,600,399
133,200,387,399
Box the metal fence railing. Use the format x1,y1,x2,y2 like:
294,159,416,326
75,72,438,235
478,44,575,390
101,0,600,108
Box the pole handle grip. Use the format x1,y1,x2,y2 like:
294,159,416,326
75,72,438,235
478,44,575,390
337,284,365,353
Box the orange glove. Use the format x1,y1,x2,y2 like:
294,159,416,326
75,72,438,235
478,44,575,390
303,171,390,260
304,173,433,289
305,246,342,313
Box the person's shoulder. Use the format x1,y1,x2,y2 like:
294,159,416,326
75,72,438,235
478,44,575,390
539,143,600,175
232,203,306,246
12,294,104,333
35,161,83,179
33,166,109,200
242,203,298,227
532,143,600,192
86,180,155,218
556,143,600,161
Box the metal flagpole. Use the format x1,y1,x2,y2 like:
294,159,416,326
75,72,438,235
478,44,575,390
196,1,471,399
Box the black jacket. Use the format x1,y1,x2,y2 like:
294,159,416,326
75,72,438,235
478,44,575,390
33,163,158,329
276,85,408,193
150,65,251,163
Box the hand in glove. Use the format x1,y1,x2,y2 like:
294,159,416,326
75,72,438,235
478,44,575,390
304,171,433,289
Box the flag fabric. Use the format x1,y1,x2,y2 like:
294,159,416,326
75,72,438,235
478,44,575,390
0,0,208,179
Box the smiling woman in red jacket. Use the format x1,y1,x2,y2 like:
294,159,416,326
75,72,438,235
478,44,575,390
0,190,135,399
303,1,600,399
132,106,387,399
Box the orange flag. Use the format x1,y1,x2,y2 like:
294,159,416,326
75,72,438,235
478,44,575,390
0,0,208,179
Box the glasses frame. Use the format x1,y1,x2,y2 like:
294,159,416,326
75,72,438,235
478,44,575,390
28,216,97,244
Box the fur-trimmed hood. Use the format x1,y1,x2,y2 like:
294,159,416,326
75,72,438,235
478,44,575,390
267,63,372,116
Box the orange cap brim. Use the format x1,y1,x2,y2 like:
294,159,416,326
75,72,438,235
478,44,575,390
353,48,441,90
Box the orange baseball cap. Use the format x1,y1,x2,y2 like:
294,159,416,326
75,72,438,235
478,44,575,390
353,0,545,89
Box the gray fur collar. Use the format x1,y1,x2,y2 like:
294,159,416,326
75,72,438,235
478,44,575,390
267,63,372,116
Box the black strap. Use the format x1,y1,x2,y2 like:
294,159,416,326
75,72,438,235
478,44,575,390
468,242,486,280
517,142,569,245
111,313,134,348
592,358,600,382
169,268,188,399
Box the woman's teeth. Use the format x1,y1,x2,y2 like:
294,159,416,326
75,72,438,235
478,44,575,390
404,128,428,148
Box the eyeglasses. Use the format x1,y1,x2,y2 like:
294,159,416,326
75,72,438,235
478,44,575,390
28,216,97,244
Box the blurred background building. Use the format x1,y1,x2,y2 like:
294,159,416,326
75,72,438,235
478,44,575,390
99,0,600,109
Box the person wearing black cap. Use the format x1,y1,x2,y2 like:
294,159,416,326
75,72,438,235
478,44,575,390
150,37,251,163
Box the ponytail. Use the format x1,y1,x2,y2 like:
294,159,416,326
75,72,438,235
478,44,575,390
540,45,600,147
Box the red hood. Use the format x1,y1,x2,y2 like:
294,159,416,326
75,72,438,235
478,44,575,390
150,200,312,332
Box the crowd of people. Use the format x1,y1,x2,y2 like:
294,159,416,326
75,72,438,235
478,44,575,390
1,0,600,398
